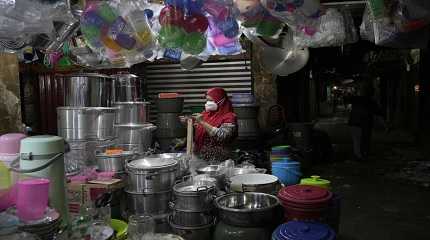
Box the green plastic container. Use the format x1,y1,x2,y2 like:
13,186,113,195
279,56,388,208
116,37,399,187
300,175,331,189
19,135,69,224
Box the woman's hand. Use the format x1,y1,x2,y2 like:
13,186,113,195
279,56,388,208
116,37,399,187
192,113,204,123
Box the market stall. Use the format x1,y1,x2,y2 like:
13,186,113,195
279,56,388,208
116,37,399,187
1,0,430,239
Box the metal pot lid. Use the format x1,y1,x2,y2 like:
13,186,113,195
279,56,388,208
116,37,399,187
197,165,223,174
230,173,278,185
127,157,178,170
278,185,332,205
58,73,111,78
144,234,184,240
113,101,150,105
174,180,215,193
111,73,138,78
114,123,155,129
273,221,336,240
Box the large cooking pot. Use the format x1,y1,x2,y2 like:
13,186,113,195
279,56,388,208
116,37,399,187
96,151,136,173
126,157,178,193
59,73,113,107
114,124,156,152
156,113,187,138
214,192,282,227
196,165,226,190
147,153,190,179
114,102,150,125
169,216,215,240
126,190,172,215
172,178,216,211
170,206,214,227
228,174,281,195
112,74,143,102
57,107,117,140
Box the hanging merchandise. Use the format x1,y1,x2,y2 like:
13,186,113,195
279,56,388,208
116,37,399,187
293,8,346,48
80,1,158,67
0,0,74,49
340,8,358,45
260,0,322,36
360,3,430,48
236,2,285,38
392,0,430,32
206,15,243,56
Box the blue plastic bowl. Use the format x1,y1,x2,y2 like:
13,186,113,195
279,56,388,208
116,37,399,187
272,166,302,186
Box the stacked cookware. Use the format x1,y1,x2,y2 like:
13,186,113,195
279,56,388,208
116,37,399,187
56,73,117,175
169,177,217,240
233,104,260,140
113,74,156,155
125,156,178,217
156,96,186,151
213,192,283,240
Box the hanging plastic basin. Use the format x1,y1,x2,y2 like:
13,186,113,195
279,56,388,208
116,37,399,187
111,219,128,240
272,166,302,186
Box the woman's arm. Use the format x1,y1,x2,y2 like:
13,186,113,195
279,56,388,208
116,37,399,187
194,114,237,141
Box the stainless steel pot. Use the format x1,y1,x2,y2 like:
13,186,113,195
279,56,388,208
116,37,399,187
147,153,190,179
96,151,136,173
114,124,156,152
126,190,172,215
169,216,215,240
170,205,214,227
114,102,150,125
172,179,216,211
112,74,143,102
57,107,117,140
228,174,281,195
228,167,267,178
196,165,226,190
214,192,281,227
59,73,113,107
126,157,178,193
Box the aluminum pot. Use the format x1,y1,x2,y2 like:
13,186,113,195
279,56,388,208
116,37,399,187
126,157,178,193
196,165,226,190
228,167,267,178
147,153,190,179
214,192,282,227
59,73,113,107
228,174,281,195
96,151,136,173
126,190,172,215
169,216,215,240
57,107,117,140
112,74,143,102
114,102,150,125
114,123,156,151
170,205,214,227
172,178,216,211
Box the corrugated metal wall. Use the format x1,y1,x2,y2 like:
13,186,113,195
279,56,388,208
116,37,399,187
144,59,253,118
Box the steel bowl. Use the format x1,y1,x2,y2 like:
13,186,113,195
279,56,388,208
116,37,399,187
214,192,282,227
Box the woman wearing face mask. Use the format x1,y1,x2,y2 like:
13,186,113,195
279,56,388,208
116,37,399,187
193,87,238,163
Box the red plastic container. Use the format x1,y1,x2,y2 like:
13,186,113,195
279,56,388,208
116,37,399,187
278,185,333,222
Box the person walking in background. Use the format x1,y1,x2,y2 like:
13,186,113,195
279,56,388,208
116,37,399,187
346,82,386,161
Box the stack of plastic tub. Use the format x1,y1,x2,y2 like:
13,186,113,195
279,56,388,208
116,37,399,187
270,146,302,186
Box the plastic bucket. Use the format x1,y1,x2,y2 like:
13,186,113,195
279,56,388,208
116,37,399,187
16,178,50,221
271,165,301,186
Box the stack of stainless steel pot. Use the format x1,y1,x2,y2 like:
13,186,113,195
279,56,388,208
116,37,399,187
155,97,186,151
213,192,283,240
56,73,117,175
169,177,217,240
125,156,178,216
112,74,156,155
233,104,260,140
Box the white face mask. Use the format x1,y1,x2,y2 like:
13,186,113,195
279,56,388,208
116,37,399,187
205,101,218,112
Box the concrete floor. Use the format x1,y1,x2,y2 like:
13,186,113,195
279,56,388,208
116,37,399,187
311,116,430,240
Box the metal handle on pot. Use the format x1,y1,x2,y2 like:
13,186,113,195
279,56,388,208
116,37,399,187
9,152,64,173
168,201,176,210
196,186,209,194
256,168,267,174
145,171,160,179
